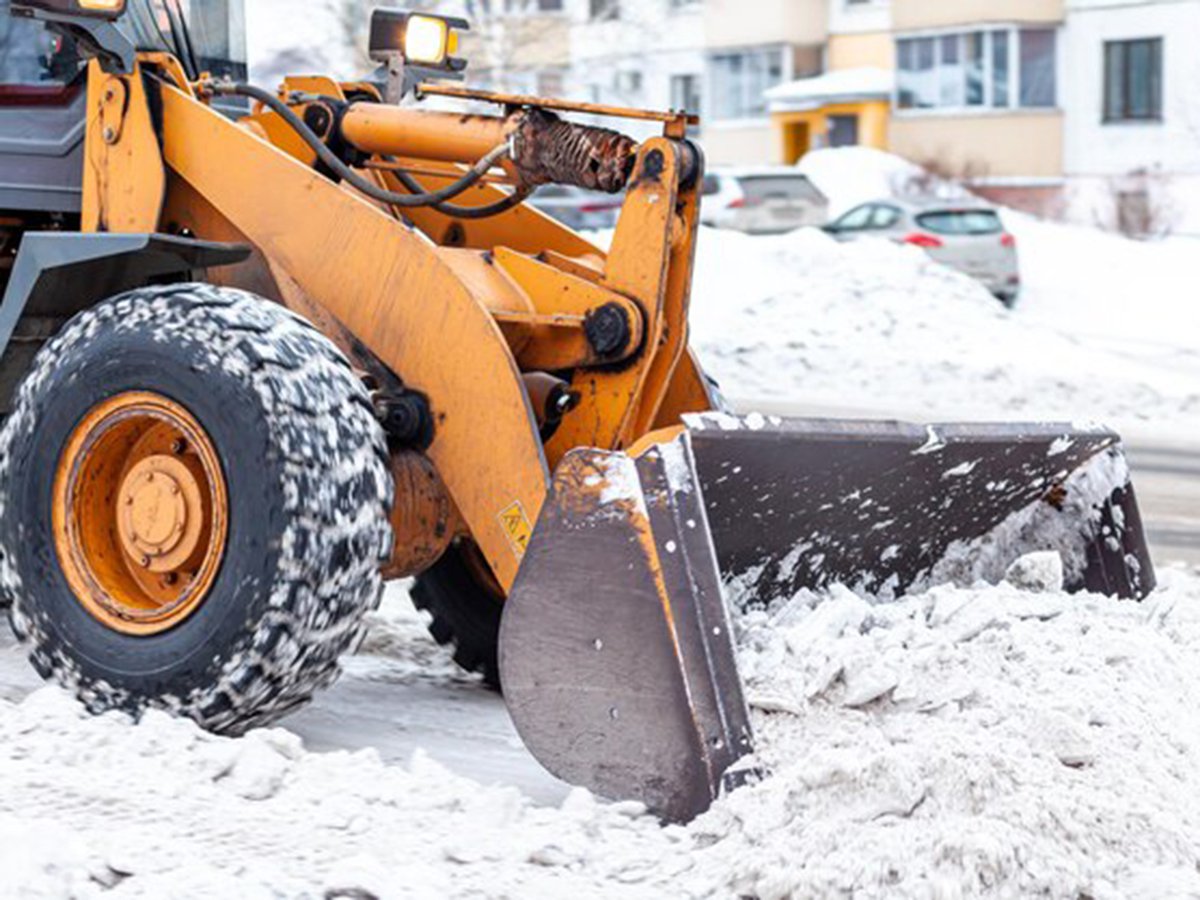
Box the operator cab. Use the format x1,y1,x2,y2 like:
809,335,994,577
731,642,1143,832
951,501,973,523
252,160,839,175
0,0,246,216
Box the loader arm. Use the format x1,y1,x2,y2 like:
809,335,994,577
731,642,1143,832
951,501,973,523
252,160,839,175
80,56,711,592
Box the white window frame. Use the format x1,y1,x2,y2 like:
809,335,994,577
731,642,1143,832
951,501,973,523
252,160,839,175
893,24,1059,117
704,44,793,126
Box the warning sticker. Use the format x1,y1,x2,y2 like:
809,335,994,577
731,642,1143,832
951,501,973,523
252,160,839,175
498,501,533,558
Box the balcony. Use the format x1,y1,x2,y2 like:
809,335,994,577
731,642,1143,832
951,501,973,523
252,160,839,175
892,0,1063,32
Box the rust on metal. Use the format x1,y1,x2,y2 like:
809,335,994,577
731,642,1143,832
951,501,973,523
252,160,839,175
511,109,637,194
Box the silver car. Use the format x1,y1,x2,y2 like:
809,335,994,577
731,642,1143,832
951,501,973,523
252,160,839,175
528,184,624,231
700,168,829,235
824,198,1021,306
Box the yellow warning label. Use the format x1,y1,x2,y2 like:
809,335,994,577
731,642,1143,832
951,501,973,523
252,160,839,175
498,501,533,558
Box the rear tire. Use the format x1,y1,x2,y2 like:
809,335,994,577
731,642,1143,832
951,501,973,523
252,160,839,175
410,544,503,689
0,284,392,733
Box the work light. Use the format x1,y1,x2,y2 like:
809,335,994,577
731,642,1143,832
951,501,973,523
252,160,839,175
12,0,126,19
369,9,467,71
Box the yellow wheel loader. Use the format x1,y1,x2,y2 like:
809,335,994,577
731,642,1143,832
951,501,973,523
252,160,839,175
0,1,1155,820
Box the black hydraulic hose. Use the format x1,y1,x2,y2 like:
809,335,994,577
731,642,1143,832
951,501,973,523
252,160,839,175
208,81,512,210
384,163,533,219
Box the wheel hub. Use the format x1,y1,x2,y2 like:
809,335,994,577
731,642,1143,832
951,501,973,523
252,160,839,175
53,392,228,636
118,455,206,573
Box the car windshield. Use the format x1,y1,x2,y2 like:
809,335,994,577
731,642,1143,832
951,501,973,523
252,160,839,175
915,209,1003,236
737,175,824,204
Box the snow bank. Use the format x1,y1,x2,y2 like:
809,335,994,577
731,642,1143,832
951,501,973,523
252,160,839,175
688,225,1200,432
3,570,1199,898
781,147,1200,436
797,146,934,217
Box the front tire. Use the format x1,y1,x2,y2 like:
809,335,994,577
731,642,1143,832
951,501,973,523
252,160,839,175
0,284,392,733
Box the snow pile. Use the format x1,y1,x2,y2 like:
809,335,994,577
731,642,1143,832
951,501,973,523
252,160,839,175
687,225,1200,432
717,566,1200,898
3,569,1199,898
1007,211,1200,353
797,146,940,216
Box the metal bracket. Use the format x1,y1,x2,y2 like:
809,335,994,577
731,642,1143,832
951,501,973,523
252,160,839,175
12,7,136,74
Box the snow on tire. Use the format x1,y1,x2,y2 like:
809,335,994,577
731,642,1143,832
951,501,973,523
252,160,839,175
0,284,393,734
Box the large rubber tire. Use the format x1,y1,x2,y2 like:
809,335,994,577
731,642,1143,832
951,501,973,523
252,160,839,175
410,544,503,689
0,284,392,734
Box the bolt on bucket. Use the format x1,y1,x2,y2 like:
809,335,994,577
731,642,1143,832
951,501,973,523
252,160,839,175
499,415,1154,821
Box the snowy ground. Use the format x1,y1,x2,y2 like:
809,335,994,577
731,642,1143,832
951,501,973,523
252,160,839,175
6,49,1200,895
3,569,1200,899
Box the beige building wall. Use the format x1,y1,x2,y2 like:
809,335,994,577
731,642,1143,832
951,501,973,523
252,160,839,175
892,0,1063,30
889,113,1063,177
704,0,828,48
827,32,895,70
703,125,783,165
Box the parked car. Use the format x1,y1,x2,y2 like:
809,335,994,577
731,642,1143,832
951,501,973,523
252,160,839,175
528,184,624,231
700,168,829,235
823,198,1020,306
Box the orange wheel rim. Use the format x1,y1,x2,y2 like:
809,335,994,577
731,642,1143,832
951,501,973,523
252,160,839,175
53,391,228,636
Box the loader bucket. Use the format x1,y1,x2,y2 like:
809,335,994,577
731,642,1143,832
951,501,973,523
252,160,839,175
500,416,1154,821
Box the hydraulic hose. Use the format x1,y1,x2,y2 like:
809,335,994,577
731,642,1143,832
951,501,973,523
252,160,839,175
207,81,514,211
384,164,533,219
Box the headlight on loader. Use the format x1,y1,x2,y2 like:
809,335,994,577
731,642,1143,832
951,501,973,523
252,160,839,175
369,9,467,72
11,0,125,19
403,14,450,65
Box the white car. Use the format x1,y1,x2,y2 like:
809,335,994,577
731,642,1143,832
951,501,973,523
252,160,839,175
700,168,829,235
824,198,1021,307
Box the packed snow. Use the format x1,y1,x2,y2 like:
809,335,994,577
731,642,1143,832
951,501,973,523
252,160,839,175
2,569,1199,898
686,224,1200,438
770,148,1200,438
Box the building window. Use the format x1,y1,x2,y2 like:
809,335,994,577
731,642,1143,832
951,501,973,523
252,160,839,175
614,69,642,95
670,73,701,134
670,73,701,114
589,0,619,21
897,27,1056,112
708,46,785,120
1104,38,1162,122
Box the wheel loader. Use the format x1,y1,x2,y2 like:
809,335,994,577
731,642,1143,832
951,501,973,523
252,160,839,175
0,0,1155,821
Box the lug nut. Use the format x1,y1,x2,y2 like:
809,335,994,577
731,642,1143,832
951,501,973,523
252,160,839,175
140,555,151,568
172,439,188,454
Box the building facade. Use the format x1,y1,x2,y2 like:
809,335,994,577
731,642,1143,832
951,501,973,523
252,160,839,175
445,0,1200,232
1061,0,1200,234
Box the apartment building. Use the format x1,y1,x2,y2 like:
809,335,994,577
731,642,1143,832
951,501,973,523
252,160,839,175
448,0,825,161
887,0,1066,211
443,0,1200,230
1062,0,1200,235
765,0,894,162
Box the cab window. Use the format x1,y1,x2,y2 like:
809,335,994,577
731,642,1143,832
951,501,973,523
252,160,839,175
0,1,84,91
